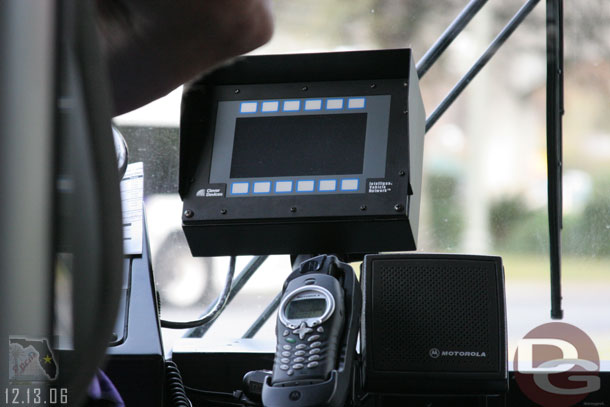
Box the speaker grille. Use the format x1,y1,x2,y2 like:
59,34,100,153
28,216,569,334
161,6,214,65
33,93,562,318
370,258,499,373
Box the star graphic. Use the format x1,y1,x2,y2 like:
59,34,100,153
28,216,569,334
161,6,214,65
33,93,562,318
43,355,53,364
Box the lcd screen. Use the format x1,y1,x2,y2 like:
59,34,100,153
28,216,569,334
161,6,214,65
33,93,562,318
230,113,367,178
286,298,327,320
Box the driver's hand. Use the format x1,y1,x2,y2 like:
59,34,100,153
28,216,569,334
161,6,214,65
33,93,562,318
96,0,274,115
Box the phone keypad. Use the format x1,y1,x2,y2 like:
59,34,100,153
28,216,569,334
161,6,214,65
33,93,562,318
277,328,327,376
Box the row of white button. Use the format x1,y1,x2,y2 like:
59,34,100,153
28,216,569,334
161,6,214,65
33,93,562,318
231,179,359,195
239,97,366,114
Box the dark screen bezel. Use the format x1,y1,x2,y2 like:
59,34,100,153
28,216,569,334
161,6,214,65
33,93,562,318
184,78,411,221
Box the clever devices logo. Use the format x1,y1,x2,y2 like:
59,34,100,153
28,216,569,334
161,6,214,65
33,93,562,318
514,322,600,406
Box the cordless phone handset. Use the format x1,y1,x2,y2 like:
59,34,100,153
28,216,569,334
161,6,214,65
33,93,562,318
271,257,345,385
263,254,361,407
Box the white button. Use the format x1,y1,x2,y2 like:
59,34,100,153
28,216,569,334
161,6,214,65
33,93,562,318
281,351,291,357
281,358,290,364
275,181,293,193
304,99,322,110
253,181,271,194
297,180,315,192
294,324,313,340
348,97,366,109
310,341,322,348
341,179,359,191
283,100,300,111
319,180,336,191
326,99,343,110
262,101,279,112
307,362,319,369
240,102,257,113
231,182,249,194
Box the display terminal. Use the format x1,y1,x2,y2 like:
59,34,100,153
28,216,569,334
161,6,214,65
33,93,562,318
179,49,425,256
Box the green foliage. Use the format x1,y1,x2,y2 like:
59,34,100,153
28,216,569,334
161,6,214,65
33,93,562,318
491,177,610,257
489,197,529,248
568,177,610,256
497,208,549,254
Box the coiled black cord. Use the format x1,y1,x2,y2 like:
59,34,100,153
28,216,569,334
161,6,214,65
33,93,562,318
165,360,192,407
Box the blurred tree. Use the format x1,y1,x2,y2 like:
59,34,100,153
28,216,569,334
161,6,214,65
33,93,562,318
489,196,529,247
425,174,464,250
575,177,610,257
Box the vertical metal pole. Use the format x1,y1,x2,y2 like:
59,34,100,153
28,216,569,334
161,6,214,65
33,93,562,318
547,0,564,319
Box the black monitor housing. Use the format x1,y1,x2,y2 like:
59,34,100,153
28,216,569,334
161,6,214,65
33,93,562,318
179,49,425,256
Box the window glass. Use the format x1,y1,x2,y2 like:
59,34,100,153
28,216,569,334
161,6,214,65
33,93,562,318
117,0,610,365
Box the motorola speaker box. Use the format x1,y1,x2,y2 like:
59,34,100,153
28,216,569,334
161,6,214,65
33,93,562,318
361,253,507,395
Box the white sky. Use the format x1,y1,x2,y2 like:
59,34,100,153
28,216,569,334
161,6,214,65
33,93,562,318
113,86,183,128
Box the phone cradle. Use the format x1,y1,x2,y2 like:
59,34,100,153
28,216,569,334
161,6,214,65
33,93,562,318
262,255,362,407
